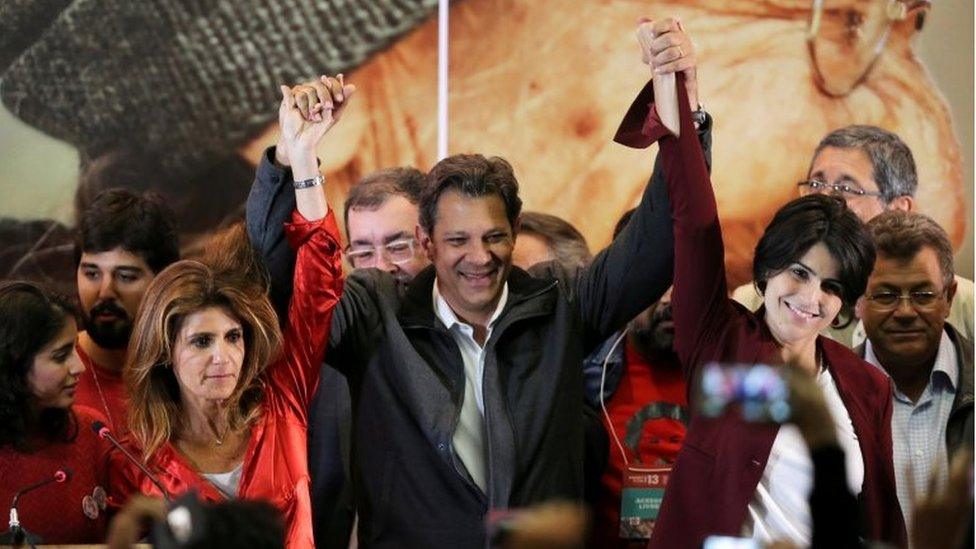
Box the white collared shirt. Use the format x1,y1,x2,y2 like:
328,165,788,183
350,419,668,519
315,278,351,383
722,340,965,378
743,368,864,546
864,330,958,535
433,280,509,492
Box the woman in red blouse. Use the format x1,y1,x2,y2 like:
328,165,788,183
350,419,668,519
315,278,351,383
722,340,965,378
0,281,110,544
106,76,353,549
614,20,904,549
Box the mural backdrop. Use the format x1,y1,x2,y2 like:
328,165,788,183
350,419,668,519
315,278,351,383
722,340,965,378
0,0,970,298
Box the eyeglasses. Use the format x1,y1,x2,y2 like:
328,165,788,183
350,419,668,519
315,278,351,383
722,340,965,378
806,0,931,97
346,238,417,268
865,290,943,311
797,179,884,199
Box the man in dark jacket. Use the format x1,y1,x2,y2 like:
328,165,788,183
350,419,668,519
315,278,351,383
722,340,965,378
247,80,433,548
249,147,673,547
855,210,974,533
245,25,698,549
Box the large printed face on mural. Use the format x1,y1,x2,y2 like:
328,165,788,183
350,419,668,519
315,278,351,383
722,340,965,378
0,0,965,292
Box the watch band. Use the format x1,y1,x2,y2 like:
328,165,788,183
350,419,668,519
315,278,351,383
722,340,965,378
293,174,325,190
692,104,707,129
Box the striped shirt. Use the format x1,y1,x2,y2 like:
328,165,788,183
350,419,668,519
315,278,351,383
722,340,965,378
864,330,958,536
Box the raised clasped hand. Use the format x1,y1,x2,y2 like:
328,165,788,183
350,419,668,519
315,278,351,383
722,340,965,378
636,17,699,109
278,74,357,162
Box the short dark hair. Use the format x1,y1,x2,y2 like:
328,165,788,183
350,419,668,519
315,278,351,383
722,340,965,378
419,154,522,234
0,281,79,450
343,167,426,235
753,195,875,324
75,188,179,273
518,211,592,268
867,210,955,289
811,125,918,203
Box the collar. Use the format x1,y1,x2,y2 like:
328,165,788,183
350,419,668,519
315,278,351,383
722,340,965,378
865,329,959,393
398,265,557,330
432,278,509,332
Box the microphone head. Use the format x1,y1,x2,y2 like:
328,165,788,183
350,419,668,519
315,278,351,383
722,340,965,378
54,468,72,483
91,420,109,439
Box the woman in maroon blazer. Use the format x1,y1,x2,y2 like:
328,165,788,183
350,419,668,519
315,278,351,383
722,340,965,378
614,55,905,549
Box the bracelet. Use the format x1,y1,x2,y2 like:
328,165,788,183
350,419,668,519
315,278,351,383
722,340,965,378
293,174,325,190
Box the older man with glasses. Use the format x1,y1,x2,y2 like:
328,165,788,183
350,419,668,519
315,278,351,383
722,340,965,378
853,210,973,536
733,124,974,347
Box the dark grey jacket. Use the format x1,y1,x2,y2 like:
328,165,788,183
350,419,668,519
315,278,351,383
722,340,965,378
855,322,974,459
246,147,676,547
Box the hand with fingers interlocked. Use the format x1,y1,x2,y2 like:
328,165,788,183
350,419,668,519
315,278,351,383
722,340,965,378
274,74,357,169
636,17,699,110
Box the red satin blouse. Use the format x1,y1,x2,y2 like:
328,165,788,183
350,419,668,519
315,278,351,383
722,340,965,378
106,211,344,549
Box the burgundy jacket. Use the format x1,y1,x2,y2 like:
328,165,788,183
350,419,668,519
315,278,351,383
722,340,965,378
614,80,906,548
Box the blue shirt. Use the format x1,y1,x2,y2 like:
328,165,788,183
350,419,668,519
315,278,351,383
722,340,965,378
865,330,958,535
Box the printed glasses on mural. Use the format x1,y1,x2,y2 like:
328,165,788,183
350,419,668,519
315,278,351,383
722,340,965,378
806,0,931,97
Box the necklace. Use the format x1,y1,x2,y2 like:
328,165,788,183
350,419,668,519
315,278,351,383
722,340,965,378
89,364,117,431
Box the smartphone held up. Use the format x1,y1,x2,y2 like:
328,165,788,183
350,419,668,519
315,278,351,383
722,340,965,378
698,363,791,423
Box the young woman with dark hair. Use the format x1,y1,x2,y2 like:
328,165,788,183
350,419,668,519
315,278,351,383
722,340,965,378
614,22,904,549
0,281,110,543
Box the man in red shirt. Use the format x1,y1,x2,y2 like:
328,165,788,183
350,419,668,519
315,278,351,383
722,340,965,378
74,189,179,432
591,209,689,548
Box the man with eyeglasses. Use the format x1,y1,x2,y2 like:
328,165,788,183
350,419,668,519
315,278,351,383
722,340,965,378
733,125,974,346
343,167,430,282
853,210,973,534
248,128,429,547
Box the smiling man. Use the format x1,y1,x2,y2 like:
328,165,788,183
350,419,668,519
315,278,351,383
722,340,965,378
249,138,675,548
74,189,179,432
855,210,973,532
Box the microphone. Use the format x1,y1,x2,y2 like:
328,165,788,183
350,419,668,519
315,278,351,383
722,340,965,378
0,468,72,545
92,421,172,503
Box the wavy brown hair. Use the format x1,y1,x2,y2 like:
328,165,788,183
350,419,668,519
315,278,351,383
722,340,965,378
125,223,280,460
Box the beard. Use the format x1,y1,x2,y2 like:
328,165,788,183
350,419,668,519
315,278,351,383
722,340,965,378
631,304,675,357
83,300,133,350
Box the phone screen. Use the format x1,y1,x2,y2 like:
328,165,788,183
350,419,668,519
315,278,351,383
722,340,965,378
698,363,790,423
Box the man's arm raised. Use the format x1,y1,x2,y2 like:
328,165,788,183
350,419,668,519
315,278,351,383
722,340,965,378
573,17,704,351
